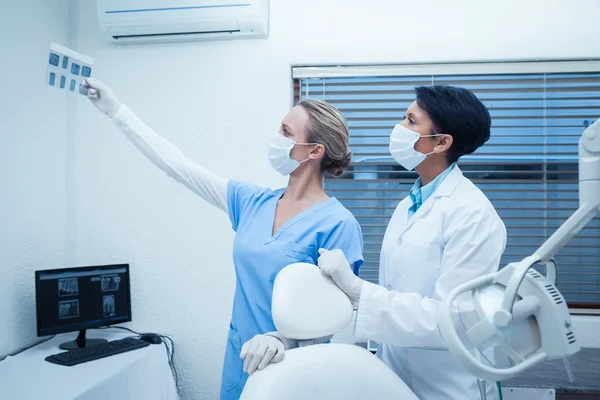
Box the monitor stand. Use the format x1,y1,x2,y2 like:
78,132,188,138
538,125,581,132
59,329,107,350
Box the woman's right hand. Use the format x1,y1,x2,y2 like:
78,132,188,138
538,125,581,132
85,78,122,118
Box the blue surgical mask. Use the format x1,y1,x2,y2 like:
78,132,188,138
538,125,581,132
388,124,442,170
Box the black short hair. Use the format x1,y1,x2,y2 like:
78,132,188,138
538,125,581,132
415,85,491,164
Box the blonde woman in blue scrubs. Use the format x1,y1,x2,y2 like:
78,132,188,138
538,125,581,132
84,78,364,400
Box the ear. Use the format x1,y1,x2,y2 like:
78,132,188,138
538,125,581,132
309,143,326,160
434,134,453,154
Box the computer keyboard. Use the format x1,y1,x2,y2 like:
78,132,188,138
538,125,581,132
45,337,151,366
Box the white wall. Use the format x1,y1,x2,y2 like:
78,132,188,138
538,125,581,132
0,0,71,359
71,0,600,399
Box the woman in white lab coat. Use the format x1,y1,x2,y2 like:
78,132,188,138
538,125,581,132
247,85,507,399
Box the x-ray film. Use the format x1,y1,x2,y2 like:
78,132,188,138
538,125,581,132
47,43,93,96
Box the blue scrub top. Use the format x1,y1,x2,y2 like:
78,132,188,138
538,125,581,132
220,180,364,399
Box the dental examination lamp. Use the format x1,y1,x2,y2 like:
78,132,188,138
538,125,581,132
438,117,600,384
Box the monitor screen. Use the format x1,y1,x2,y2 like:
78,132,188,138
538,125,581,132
35,264,132,337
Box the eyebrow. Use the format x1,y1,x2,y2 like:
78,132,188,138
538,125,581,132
407,112,418,122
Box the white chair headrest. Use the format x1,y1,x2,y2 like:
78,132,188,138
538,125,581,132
272,262,353,340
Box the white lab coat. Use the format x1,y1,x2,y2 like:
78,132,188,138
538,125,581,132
354,166,507,399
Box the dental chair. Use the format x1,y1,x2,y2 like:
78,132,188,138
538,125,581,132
240,262,419,400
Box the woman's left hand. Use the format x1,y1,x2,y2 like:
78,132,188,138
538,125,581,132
240,334,285,375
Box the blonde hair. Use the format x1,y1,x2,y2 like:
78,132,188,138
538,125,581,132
296,99,352,177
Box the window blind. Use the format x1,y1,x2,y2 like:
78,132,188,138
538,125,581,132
294,63,600,308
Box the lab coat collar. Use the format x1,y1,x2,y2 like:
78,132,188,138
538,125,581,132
431,165,463,198
409,162,457,209
396,166,464,236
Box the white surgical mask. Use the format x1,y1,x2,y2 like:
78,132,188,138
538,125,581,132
388,124,442,170
268,133,315,176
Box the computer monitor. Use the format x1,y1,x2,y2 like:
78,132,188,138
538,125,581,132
35,263,132,350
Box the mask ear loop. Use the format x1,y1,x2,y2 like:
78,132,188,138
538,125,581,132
425,137,443,156
297,143,320,164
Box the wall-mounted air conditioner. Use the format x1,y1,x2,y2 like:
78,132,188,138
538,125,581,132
97,0,269,44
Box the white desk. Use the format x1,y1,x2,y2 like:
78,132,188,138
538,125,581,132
0,330,179,400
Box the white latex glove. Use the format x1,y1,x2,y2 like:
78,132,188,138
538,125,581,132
85,78,122,118
317,248,363,306
240,334,285,375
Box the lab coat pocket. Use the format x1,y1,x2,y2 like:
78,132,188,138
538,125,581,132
285,242,317,264
396,242,441,296
222,325,243,392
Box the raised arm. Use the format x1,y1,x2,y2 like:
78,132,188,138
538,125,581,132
85,78,227,213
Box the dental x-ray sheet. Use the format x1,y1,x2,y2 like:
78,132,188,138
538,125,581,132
47,43,93,95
